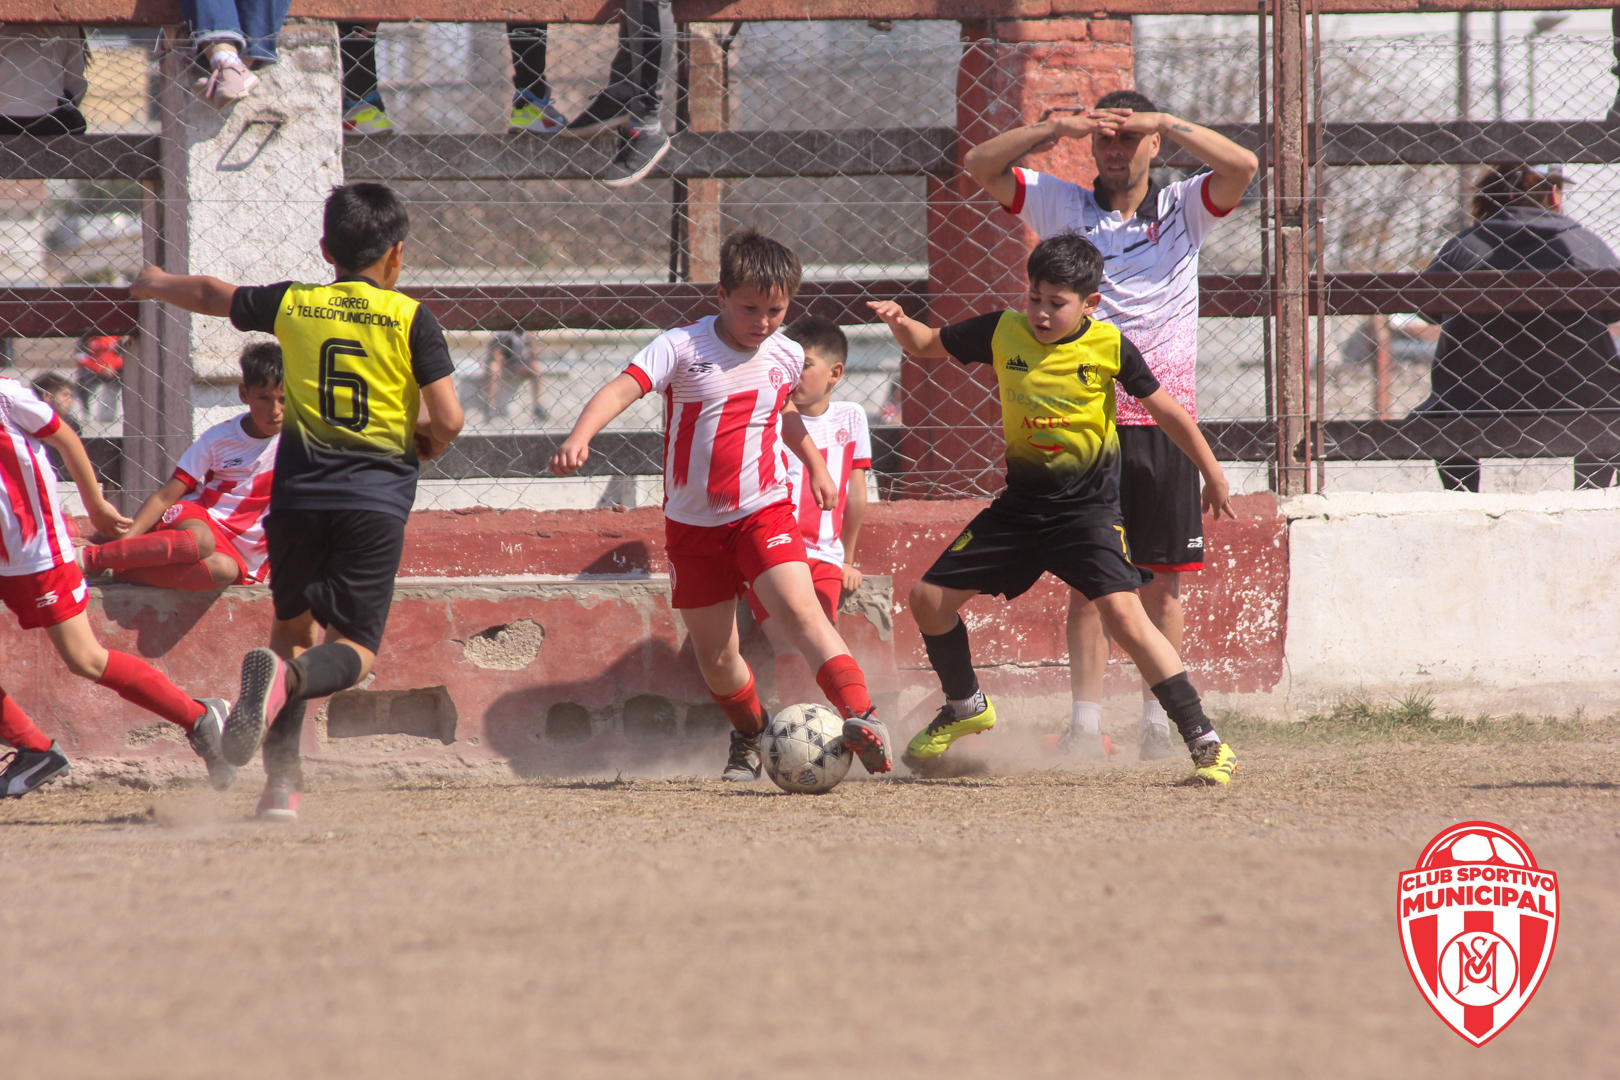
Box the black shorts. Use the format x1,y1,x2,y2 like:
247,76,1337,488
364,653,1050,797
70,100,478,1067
265,509,406,653
1118,425,1205,571
921,499,1152,602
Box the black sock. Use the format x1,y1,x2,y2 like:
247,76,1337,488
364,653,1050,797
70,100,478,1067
261,700,307,787
922,618,980,702
1149,672,1217,746
287,644,364,701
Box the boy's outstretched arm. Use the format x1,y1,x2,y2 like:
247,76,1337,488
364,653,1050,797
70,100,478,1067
1137,390,1235,519
123,477,191,539
866,300,947,358
781,405,838,511
43,424,133,538
129,266,236,317
549,373,643,476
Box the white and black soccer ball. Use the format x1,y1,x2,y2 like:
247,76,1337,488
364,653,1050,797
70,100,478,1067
762,703,853,794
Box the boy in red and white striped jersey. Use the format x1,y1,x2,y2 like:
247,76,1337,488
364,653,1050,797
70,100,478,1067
743,316,871,708
551,230,892,781
81,342,282,590
0,378,235,798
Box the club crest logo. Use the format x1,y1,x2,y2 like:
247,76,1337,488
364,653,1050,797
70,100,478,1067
1147,221,1160,243
1399,822,1557,1046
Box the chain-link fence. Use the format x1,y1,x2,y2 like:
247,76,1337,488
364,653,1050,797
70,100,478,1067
4,15,1619,513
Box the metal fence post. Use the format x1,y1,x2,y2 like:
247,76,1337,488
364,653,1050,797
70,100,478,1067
1271,0,1310,496
125,27,194,512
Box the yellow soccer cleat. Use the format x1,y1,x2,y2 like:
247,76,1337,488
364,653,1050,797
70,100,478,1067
343,99,395,136
509,96,567,134
1190,740,1237,785
902,695,997,768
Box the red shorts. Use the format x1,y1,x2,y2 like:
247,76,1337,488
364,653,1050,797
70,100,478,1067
744,558,842,625
0,561,89,630
161,501,250,585
665,501,808,610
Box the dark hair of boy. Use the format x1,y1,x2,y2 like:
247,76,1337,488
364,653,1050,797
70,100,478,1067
238,341,284,388
323,182,410,272
1026,232,1106,296
783,314,849,365
1093,89,1159,113
30,372,72,397
719,228,803,298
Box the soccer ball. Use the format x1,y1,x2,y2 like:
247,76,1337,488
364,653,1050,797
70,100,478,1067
762,703,853,794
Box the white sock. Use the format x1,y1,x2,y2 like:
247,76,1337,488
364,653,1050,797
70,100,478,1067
1192,731,1221,748
947,689,985,720
1071,700,1102,735
1141,699,1171,733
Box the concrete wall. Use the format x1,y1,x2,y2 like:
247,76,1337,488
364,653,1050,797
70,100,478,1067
1279,489,1620,718
10,489,1617,779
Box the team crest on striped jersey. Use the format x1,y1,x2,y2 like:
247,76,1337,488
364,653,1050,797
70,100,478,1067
1399,821,1557,1046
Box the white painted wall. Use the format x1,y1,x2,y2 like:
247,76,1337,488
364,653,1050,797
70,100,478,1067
1282,489,1620,716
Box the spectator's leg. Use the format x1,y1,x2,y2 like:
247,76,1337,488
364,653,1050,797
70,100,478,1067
508,23,550,102
339,23,380,105
1437,457,1481,492
1574,454,1619,490
623,0,674,126
238,0,293,67
1609,7,1620,121
484,353,503,419
179,0,248,64
338,22,393,134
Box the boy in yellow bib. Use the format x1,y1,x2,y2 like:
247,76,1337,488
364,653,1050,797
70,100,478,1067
132,183,464,818
868,232,1237,785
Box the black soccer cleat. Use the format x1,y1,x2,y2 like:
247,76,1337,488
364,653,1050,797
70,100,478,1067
562,92,632,138
0,742,70,798
841,709,893,775
601,125,671,188
722,728,762,782
1138,722,1180,761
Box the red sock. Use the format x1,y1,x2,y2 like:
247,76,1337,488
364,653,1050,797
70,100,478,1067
84,530,200,573
119,562,222,591
98,650,203,732
774,654,818,708
816,654,873,719
0,690,53,752
711,671,767,737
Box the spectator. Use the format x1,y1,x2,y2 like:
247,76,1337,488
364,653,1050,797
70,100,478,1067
482,329,548,423
73,334,124,424
338,6,673,187
0,26,88,135
1414,163,1620,491
338,23,566,137
177,0,290,108
30,372,82,435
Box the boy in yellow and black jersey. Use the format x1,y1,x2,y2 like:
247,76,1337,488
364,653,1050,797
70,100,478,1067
868,232,1238,785
131,183,464,819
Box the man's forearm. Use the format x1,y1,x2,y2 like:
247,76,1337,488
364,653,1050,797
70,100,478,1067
964,121,1059,185
1157,115,1254,174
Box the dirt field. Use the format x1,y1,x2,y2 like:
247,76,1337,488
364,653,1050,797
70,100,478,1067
2,725,1617,1080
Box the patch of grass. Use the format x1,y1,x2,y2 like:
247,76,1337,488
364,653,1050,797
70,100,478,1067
1216,696,1620,745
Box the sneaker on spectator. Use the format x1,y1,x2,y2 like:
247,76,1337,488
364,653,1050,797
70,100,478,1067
563,93,633,138
199,53,259,108
343,96,395,136
602,125,671,188
509,93,567,134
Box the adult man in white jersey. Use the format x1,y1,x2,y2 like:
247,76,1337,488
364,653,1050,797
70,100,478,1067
964,89,1258,760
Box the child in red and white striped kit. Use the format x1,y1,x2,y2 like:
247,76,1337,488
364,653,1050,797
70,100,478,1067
742,315,871,711
550,230,892,782
79,342,281,590
0,377,235,797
